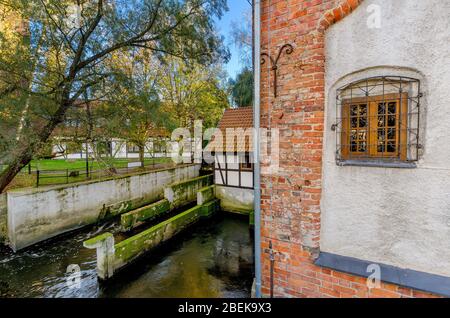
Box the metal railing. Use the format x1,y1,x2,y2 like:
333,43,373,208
2,159,175,189
34,161,175,188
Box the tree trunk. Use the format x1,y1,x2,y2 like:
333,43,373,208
139,145,145,168
0,151,33,192
0,95,73,193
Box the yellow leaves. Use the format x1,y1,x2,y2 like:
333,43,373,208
107,47,158,79
0,2,30,78
158,57,229,129
0,108,13,120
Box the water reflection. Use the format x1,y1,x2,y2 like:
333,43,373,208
0,214,254,298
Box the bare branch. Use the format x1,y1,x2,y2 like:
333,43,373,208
39,0,77,53
77,0,203,70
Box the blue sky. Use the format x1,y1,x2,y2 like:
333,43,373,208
215,0,252,80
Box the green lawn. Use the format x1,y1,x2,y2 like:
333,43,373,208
28,157,171,172
3,157,174,190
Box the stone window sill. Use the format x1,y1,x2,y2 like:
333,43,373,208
337,160,417,169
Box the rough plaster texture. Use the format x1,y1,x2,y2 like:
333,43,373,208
322,0,450,277
8,164,200,251
0,193,7,243
215,186,254,215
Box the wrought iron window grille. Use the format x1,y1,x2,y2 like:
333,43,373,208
335,76,422,164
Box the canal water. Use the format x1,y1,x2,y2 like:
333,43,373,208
0,213,254,298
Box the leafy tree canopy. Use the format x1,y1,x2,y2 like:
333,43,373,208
229,67,253,107
0,0,230,192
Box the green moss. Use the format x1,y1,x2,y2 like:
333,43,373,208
200,199,220,217
198,185,215,204
83,232,113,248
168,174,213,208
0,223,6,243
98,196,161,223
114,199,219,265
249,210,255,227
170,174,213,190
121,199,170,231
115,206,203,263
85,197,218,273
220,200,252,215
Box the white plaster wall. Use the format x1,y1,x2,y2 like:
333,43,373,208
7,164,200,251
215,170,223,184
241,171,253,188
111,139,126,158
57,152,167,160
52,139,168,160
322,0,450,276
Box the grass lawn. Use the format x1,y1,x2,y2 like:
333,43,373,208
28,157,171,172
3,157,174,190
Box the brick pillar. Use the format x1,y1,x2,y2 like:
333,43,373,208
259,0,361,298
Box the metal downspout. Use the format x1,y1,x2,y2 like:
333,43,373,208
253,0,262,299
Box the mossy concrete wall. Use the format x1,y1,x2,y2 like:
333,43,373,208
120,199,170,231
164,174,213,209
0,193,7,244
249,210,255,227
86,199,220,279
197,185,215,205
215,186,254,215
8,164,200,251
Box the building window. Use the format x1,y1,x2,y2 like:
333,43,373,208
97,141,112,155
336,76,421,163
240,152,253,171
127,143,140,154
64,118,80,128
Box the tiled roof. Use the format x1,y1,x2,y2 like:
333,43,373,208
206,107,254,153
217,106,253,130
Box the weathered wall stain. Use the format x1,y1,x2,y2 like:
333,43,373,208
164,174,213,209
7,164,201,251
85,199,220,280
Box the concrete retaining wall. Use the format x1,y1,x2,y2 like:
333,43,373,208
197,185,215,206
7,164,200,251
215,186,254,215
0,193,7,244
120,199,170,232
85,199,220,280
164,174,213,209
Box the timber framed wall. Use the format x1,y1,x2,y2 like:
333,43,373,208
214,152,254,190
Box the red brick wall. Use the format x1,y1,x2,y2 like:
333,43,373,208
259,0,439,298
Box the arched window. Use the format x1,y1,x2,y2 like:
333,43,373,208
335,76,421,164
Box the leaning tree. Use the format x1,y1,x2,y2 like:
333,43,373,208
0,0,229,193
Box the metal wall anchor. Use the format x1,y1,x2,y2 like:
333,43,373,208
261,44,294,98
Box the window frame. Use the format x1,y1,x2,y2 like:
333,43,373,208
214,152,254,190
341,93,408,161
126,142,140,154
240,152,253,171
